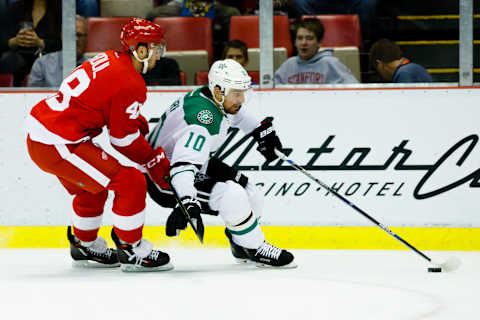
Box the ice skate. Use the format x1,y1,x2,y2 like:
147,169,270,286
111,228,173,272
67,226,120,268
225,228,250,263
244,241,297,269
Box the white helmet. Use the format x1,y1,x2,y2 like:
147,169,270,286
208,59,251,106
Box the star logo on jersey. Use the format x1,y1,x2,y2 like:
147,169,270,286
197,110,214,125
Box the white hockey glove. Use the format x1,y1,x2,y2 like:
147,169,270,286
166,197,202,237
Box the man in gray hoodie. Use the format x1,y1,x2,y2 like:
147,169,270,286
275,18,358,85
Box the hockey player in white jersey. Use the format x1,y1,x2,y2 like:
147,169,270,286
146,59,296,268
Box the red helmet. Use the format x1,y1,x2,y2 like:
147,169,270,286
120,18,165,52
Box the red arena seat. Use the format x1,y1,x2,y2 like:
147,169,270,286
248,71,260,84
303,14,362,48
153,17,213,85
85,17,132,53
229,15,293,57
179,71,186,85
195,71,208,85
153,17,213,65
0,74,14,87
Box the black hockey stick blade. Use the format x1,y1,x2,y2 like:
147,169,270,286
168,180,204,244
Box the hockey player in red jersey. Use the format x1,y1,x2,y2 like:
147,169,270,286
25,18,173,272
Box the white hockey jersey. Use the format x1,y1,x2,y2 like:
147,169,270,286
147,86,258,198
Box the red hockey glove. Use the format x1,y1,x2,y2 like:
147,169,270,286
136,114,150,136
144,147,170,189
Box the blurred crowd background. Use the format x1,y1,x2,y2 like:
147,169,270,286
0,0,478,87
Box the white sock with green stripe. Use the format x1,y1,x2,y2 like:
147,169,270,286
226,212,264,249
210,181,265,249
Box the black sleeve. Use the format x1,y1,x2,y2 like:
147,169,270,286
0,2,20,54
35,0,62,54
142,57,181,86
206,157,248,188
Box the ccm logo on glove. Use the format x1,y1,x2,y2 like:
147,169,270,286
146,152,166,169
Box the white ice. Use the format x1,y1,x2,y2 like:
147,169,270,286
0,249,477,320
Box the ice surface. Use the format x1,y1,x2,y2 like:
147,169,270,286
0,249,477,320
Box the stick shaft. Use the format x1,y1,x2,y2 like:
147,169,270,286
276,151,432,263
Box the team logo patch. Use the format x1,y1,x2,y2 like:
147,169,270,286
197,110,214,124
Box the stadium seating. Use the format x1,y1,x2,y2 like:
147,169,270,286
323,47,361,82
164,50,209,86
229,15,293,57
241,0,257,14
85,17,131,54
144,71,186,86
153,17,213,63
100,0,153,18
194,72,208,85
0,74,14,87
303,15,362,48
373,0,480,82
180,71,186,85
244,48,288,72
154,17,213,85
248,71,260,84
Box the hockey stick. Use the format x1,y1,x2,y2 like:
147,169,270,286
168,180,204,244
274,149,460,272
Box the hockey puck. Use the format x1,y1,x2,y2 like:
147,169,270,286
428,267,442,272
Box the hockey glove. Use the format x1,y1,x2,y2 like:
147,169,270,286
144,147,170,190
252,118,283,163
206,157,248,188
166,197,202,237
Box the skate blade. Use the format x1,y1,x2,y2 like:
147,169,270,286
234,257,252,264
120,262,174,272
254,261,298,269
72,260,120,268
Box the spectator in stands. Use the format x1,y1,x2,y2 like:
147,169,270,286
222,39,248,68
28,15,88,87
141,55,182,85
147,0,240,20
287,0,377,42
0,0,62,86
251,0,293,15
221,39,261,84
289,0,376,27
76,0,99,17
147,1,241,60
369,39,432,83
275,18,358,84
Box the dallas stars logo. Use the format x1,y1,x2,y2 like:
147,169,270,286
197,110,214,124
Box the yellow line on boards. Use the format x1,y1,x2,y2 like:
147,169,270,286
426,68,480,74
396,40,480,45
0,226,479,250
397,14,480,20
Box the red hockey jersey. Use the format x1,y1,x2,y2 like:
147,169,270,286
26,50,154,164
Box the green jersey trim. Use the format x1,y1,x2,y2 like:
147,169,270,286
183,87,223,136
170,169,196,180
